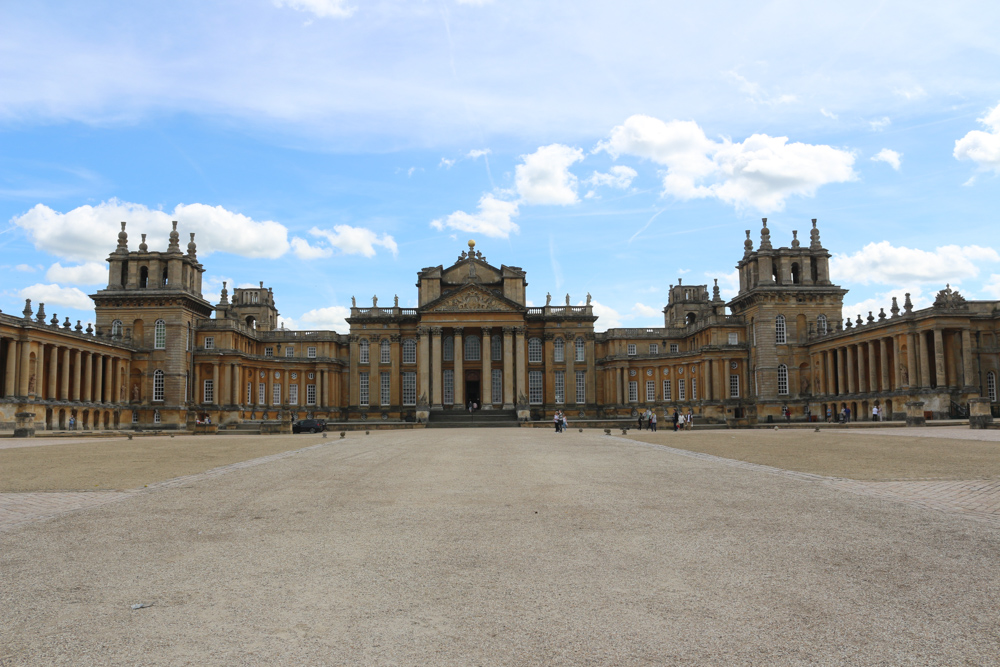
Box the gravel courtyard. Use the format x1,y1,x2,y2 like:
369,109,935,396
3,428,1000,665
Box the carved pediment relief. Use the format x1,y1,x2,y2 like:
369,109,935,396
441,259,502,286
426,286,519,312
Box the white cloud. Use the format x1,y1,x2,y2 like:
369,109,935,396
712,270,740,302
309,225,398,258
724,71,797,106
587,299,622,331
19,283,94,311
431,194,520,239
439,158,455,168
820,108,838,120
298,305,351,333
954,102,1000,173
632,302,661,318
514,144,585,205
831,242,999,285
11,199,290,263
46,262,107,285
871,148,902,170
273,0,354,19
467,148,491,159
894,86,927,101
983,274,1000,299
585,165,637,190
15,264,35,272
842,286,931,323
290,236,334,260
869,116,891,131
597,115,855,212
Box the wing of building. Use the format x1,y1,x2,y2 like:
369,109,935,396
2,219,998,434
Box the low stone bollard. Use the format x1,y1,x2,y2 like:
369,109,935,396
905,401,926,427
604,428,611,435
969,397,994,429
13,412,35,438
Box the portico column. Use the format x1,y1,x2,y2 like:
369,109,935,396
94,354,104,403
845,346,855,394
892,336,902,389
878,339,889,392
906,334,917,388
430,327,442,409
104,356,113,403
49,346,59,399
452,327,464,408
481,327,492,408
19,340,31,396
868,341,878,394
961,329,975,388
5,339,17,396
585,337,596,405
418,327,430,408
514,326,526,406
856,344,866,394
72,349,81,400
212,362,220,405
932,329,945,388
502,327,514,409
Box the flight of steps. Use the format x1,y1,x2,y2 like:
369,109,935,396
426,409,520,428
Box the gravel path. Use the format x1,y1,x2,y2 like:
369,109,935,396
2,429,999,665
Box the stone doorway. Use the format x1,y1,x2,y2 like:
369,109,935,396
465,371,480,408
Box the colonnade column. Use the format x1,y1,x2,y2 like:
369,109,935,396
892,336,902,389
452,328,464,408
845,346,855,394
418,327,430,408
94,354,104,403
905,333,917,388
481,327,492,408
48,346,59,399
19,340,31,396
932,329,946,388
867,341,878,394
825,350,835,395
961,329,975,388
431,327,442,409
72,349,81,400
502,327,514,409
212,362,220,405
856,344,866,394
5,339,17,396
918,331,931,387
514,327,526,406
104,356,113,403
879,339,889,392
58,348,69,400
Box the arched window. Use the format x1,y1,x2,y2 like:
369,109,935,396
443,336,454,361
402,339,416,364
111,320,123,337
465,335,481,361
775,314,786,344
575,337,585,362
686,312,697,325
491,335,502,361
153,369,165,402
380,338,391,364
777,364,789,395
989,371,997,402
154,319,166,349
553,338,564,362
528,337,542,363
359,338,370,364
817,314,828,335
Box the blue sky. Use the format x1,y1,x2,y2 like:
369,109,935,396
2,0,999,332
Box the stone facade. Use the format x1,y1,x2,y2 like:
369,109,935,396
2,220,999,433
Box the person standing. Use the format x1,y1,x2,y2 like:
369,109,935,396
826,406,832,423
872,404,879,422
554,411,561,432
561,411,568,433
672,409,679,432
637,411,644,431
650,410,657,432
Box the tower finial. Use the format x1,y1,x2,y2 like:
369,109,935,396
809,218,822,249
187,232,197,259
759,218,772,250
744,230,753,257
116,221,129,253
168,221,180,252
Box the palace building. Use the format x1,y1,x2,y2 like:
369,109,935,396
1,218,998,434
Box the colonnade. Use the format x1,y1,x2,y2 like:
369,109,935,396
602,357,742,405
193,359,344,411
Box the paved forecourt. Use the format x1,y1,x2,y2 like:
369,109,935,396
2,429,1000,665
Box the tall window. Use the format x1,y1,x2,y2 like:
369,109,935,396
628,381,638,402
359,372,369,406
554,371,565,403
777,364,789,395
817,314,828,335
678,379,686,400
154,319,166,349
111,320,123,337
258,383,266,404
663,380,671,401
402,372,416,406
646,380,655,402
443,336,454,361
402,339,416,364
380,371,390,405
775,314,787,344
285,346,294,357
730,374,740,398
465,335,481,361
492,335,502,361
359,339,370,364
492,369,502,404
988,371,997,402
691,378,697,400
204,336,215,350
575,337,585,362
528,371,543,404
649,343,658,355
203,379,214,403
153,369,165,402
308,346,317,358
575,370,586,404
528,338,542,363
554,338,564,362
627,344,636,356
306,384,316,405
443,370,454,404
289,384,299,405
272,383,281,405
380,339,391,364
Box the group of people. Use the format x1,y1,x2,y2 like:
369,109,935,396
553,410,569,432
636,408,693,432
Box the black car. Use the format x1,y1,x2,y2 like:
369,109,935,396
292,418,327,433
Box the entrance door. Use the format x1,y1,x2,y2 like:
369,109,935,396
465,371,480,408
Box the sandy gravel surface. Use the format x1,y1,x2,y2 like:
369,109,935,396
0,434,326,492
3,429,1000,665
626,428,1000,480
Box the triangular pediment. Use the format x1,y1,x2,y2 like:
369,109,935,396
441,257,502,286
424,284,521,313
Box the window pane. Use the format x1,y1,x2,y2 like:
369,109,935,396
528,338,542,363
403,372,416,406
528,371,543,404
465,335,481,361
359,372,369,406
381,340,391,364
554,338,564,363
575,338,585,362
628,381,638,402
575,370,585,404
380,371,390,405
554,371,564,403
492,369,502,403
289,384,298,405
403,339,416,364
443,370,454,404
492,335,502,361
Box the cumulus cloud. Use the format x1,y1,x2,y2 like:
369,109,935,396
954,102,1000,173
309,225,398,258
467,148,491,159
11,199,290,263
632,302,661,318
983,274,1000,299
431,194,519,238
46,262,107,285
585,165,637,190
15,264,35,272
298,305,351,333
871,148,902,170
831,242,999,285
439,158,456,168
842,286,931,323
290,236,333,260
597,114,856,212
20,283,94,311
514,144,585,205
869,117,891,131
587,299,622,331
273,0,354,19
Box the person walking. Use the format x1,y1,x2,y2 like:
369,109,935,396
672,409,679,432
872,404,879,422
826,406,832,423
561,411,568,433
650,410,657,432
554,411,561,432
637,410,644,431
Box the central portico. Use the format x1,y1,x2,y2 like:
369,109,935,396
346,240,598,422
